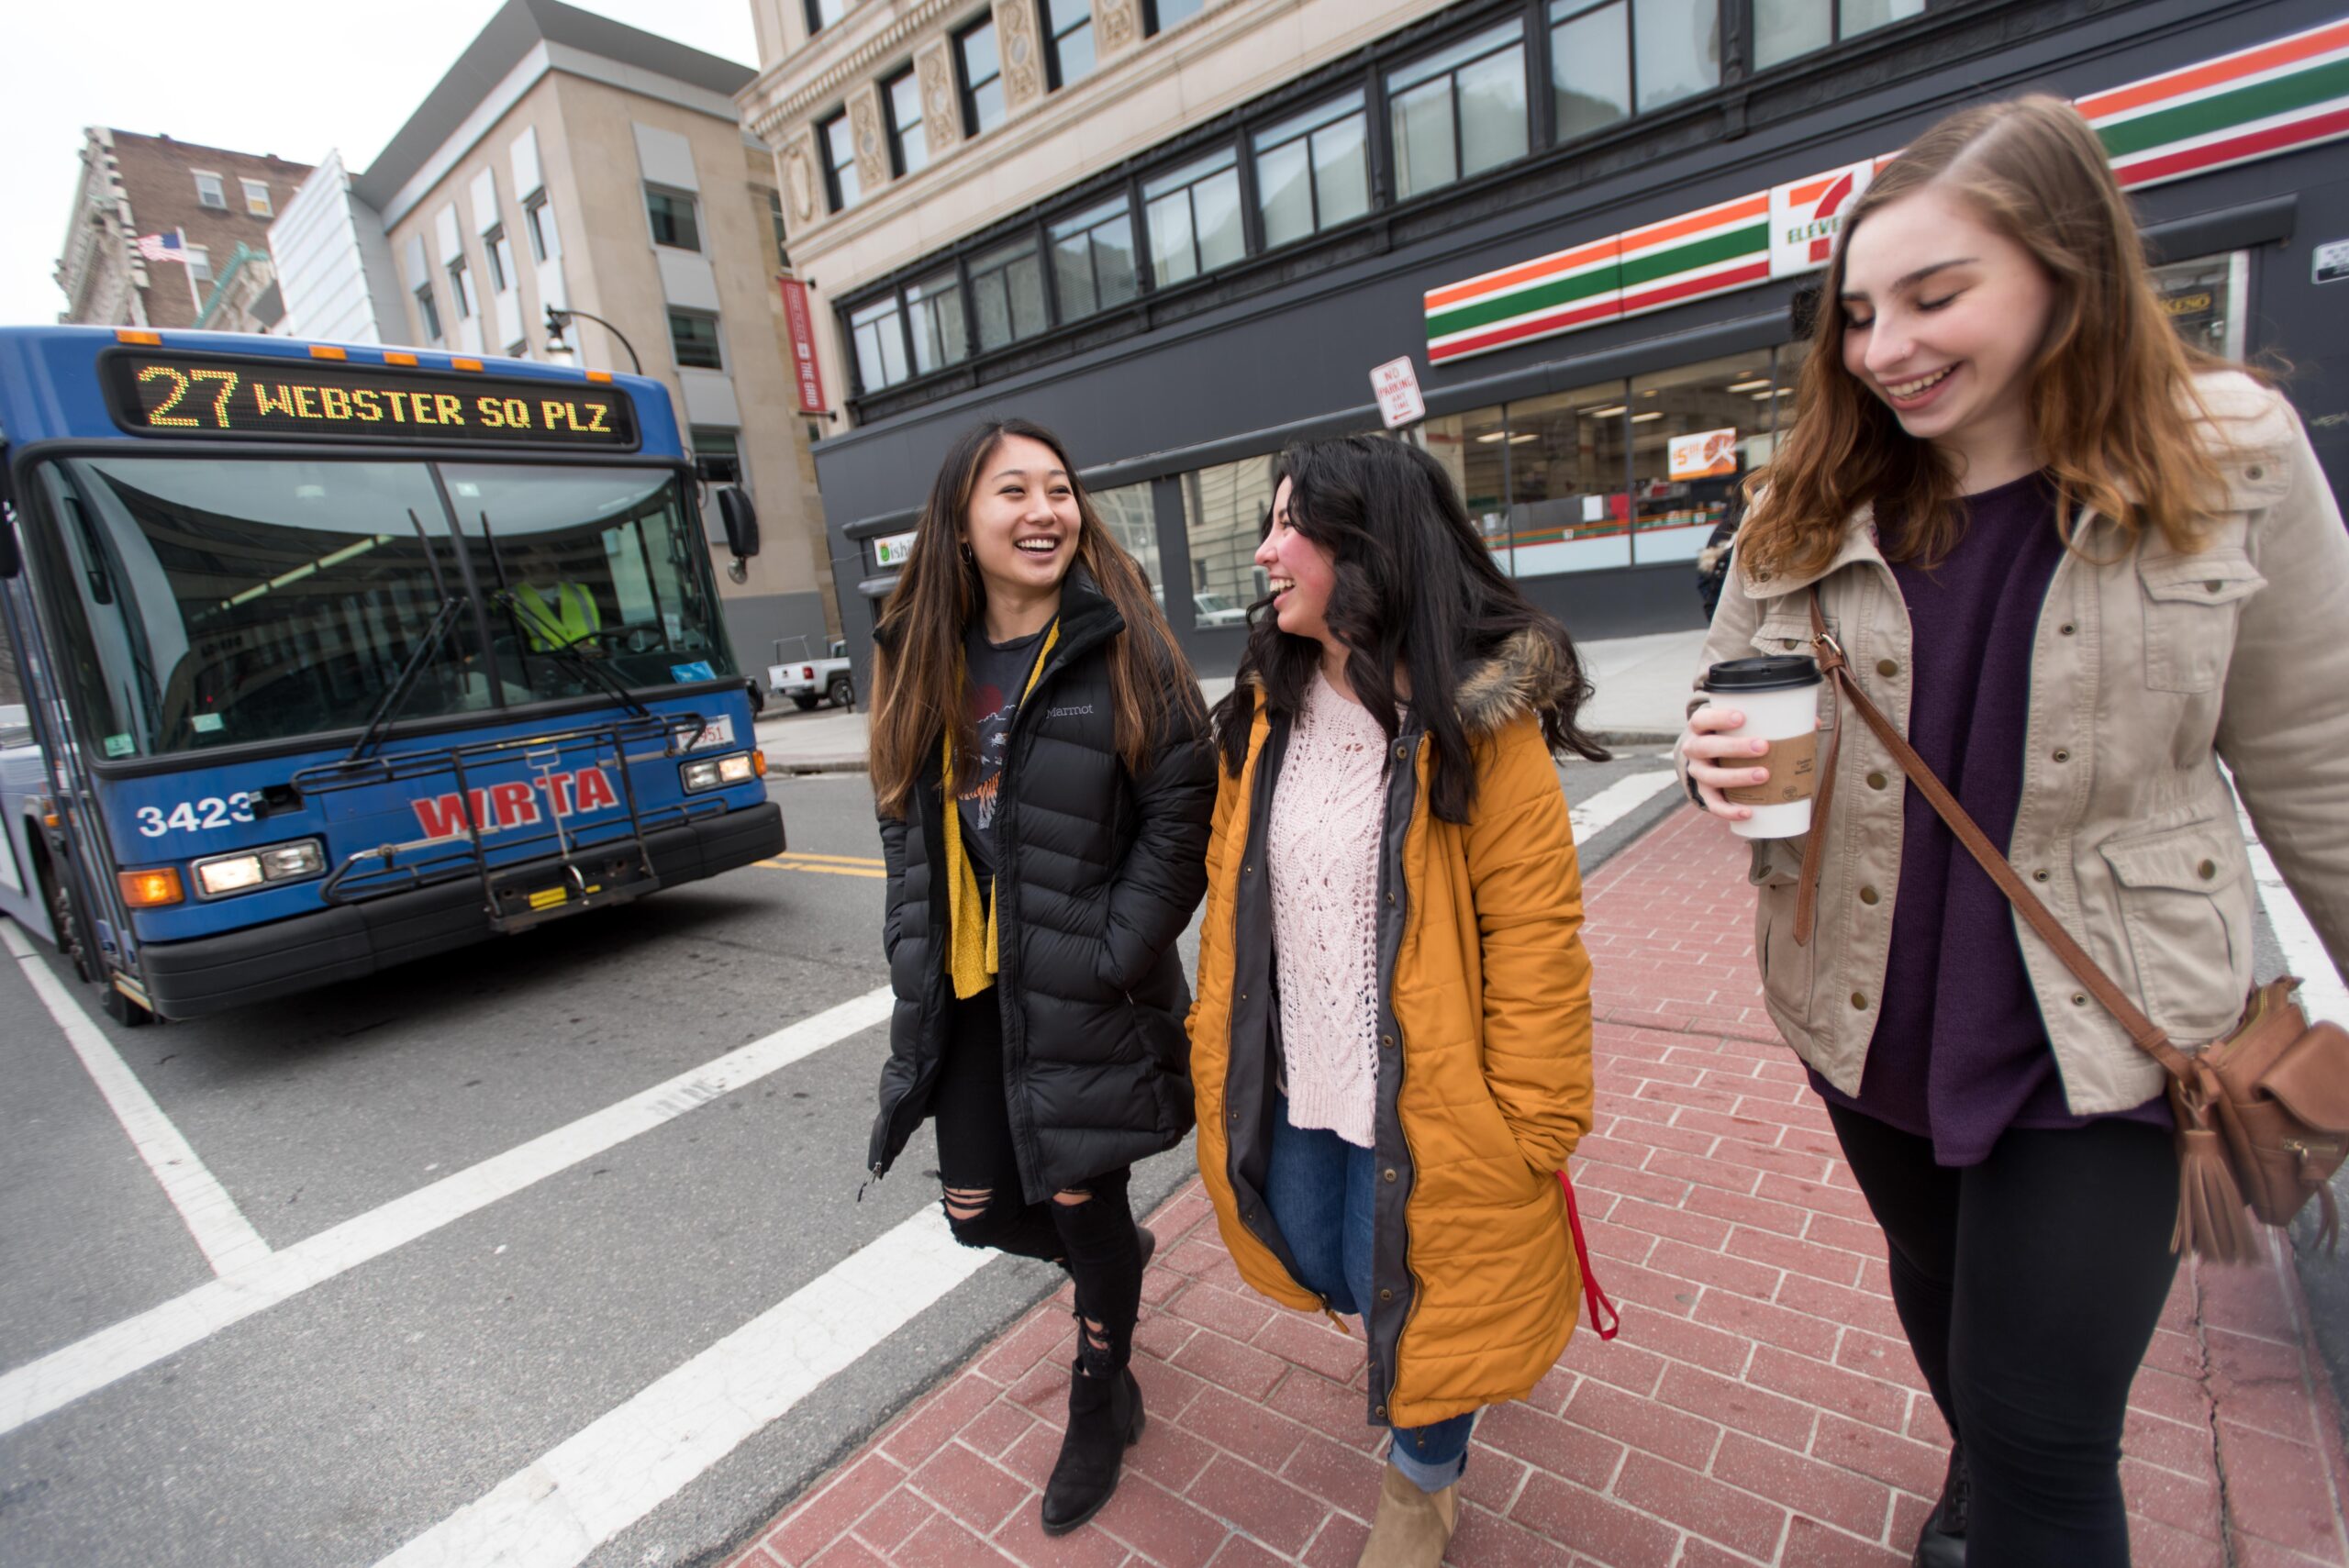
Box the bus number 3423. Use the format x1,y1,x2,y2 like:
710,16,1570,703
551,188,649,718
135,795,257,836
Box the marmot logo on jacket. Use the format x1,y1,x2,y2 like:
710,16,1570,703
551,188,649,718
1048,704,1095,719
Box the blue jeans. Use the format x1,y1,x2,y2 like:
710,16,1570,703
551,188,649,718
1264,1095,1476,1491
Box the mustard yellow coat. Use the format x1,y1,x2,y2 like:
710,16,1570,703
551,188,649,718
1186,633,1598,1428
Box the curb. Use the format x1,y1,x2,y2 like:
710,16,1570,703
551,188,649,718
769,760,870,775
768,735,1688,776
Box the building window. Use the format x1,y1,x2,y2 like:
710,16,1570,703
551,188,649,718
1626,353,1777,555
185,246,212,290
693,428,744,485
195,172,227,209
805,0,848,32
646,186,702,250
958,18,1006,137
415,284,443,342
1181,453,1277,627
1044,0,1096,89
1051,199,1139,320
906,268,969,373
1253,90,1371,250
819,112,863,212
1754,0,1923,70
1387,20,1529,202
885,69,930,177
1550,0,1718,136
969,236,1046,351
448,256,476,320
484,226,515,293
669,309,723,370
1092,482,1163,606
766,188,792,263
850,294,910,389
240,178,273,217
1143,150,1245,286
1145,0,1206,33
524,195,559,262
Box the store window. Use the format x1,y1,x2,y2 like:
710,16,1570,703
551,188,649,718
1181,452,1278,628
1417,406,1515,567
851,294,910,389
1626,352,1780,561
1254,91,1371,249
1551,0,1718,138
819,113,863,213
1044,0,1097,89
885,69,930,177
970,236,1048,350
1091,482,1163,606
1051,199,1140,320
906,269,969,374
1497,381,1634,576
959,18,1007,137
2151,251,2249,361
669,309,724,371
1754,0,1924,71
1144,149,1245,286
1387,21,1529,202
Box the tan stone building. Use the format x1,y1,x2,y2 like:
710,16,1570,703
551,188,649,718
273,0,839,659
54,128,308,329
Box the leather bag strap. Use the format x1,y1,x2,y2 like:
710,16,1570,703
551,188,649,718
1800,590,2202,1087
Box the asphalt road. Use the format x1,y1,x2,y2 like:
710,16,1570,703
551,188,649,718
0,747,1687,1568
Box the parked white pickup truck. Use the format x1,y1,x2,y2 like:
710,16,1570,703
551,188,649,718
768,638,854,711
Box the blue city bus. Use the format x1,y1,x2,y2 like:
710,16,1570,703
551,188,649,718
0,326,781,1023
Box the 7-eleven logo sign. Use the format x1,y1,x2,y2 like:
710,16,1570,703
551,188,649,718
1769,161,1877,280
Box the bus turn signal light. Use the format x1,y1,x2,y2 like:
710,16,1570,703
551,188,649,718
117,867,185,907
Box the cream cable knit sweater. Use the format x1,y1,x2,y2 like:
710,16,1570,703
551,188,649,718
1267,672,1390,1148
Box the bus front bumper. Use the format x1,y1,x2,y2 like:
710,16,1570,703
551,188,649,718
136,801,783,1020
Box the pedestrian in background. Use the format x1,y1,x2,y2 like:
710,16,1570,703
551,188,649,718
864,417,1215,1536
1679,97,2349,1567
1695,495,1743,622
1186,434,1609,1567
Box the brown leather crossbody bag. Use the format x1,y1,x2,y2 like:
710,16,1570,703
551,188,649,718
1796,590,2349,1262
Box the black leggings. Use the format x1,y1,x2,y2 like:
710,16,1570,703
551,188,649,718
1826,1104,2180,1568
933,994,1142,1373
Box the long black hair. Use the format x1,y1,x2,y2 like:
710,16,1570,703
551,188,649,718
1211,433,1607,822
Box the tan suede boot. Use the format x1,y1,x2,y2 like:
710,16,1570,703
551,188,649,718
1356,1461,1460,1567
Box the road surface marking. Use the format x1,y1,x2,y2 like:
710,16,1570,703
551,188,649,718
2238,802,2346,1025
761,858,887,879
1568,770,1681,843
0,983,895,1437
372,1207,985,1568
1,923,268,1276
771,850,885,867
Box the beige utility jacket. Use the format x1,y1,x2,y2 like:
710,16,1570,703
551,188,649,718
1677,373,2349,1114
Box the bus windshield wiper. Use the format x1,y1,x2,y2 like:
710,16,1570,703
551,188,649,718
347,595,465,762
490,589,654,722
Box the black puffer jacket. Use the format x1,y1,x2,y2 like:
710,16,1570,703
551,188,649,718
868,571,1215,1203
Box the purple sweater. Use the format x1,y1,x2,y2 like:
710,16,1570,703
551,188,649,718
1809,473,2170,1165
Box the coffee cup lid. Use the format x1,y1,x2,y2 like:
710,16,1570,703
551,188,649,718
1703,654,1821,692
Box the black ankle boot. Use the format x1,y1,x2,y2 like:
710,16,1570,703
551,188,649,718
1137,1223,1157,1273
1914,1440,1968,1568
1039,1361,1145,1536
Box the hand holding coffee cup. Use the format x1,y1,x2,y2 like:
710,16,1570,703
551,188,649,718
1683,655,1824,839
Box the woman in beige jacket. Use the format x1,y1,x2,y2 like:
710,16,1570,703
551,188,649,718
1677,98,2348,1567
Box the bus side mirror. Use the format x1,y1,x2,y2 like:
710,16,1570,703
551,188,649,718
718,488,761,561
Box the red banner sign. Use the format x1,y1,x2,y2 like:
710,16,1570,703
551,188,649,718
779,277,827,415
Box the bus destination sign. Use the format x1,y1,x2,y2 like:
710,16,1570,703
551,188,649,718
102,352,639,450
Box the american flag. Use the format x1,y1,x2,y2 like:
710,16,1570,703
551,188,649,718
134,232,187,264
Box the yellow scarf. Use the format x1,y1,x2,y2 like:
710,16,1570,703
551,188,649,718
941,618,1059,998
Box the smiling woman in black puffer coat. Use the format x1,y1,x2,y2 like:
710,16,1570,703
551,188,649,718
864,417,1214,1539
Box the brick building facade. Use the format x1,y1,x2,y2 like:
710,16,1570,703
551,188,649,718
54,128,310,329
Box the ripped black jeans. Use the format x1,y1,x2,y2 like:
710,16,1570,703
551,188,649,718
934,994,1142,1376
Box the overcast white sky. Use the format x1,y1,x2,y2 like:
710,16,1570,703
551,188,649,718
0,0,761,328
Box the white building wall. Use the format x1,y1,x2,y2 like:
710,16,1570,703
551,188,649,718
269,150,409,345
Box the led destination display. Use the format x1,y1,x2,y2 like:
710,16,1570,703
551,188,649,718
102,352,639,450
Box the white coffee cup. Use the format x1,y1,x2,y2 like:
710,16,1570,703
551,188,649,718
1699,655,1824,840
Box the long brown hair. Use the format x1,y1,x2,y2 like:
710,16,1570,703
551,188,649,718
868,417,1201,816
1741,95,2242,581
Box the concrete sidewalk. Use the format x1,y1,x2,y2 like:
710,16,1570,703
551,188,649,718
723,806,2349,1568
752,628,1711,773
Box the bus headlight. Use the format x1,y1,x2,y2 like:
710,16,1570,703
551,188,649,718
193,838,326,897
681,752,760,792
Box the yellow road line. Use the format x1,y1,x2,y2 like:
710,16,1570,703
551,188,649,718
760,859,886,879
773,850,886,867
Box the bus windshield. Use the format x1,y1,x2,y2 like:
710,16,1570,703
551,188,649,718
23,456,735,758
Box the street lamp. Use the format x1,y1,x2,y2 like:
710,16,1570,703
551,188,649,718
543,305,641,374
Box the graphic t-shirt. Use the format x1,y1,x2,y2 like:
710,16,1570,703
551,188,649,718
957,622,1048,880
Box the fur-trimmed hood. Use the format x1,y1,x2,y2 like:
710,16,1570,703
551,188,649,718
1454,628,1577,736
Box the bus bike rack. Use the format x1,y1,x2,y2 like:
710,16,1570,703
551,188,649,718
291,711,725,933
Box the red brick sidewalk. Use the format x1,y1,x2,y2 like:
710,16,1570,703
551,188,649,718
728,806,2349,1568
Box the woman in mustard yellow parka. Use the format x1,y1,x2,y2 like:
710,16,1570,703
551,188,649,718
1187,435,1606,1567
